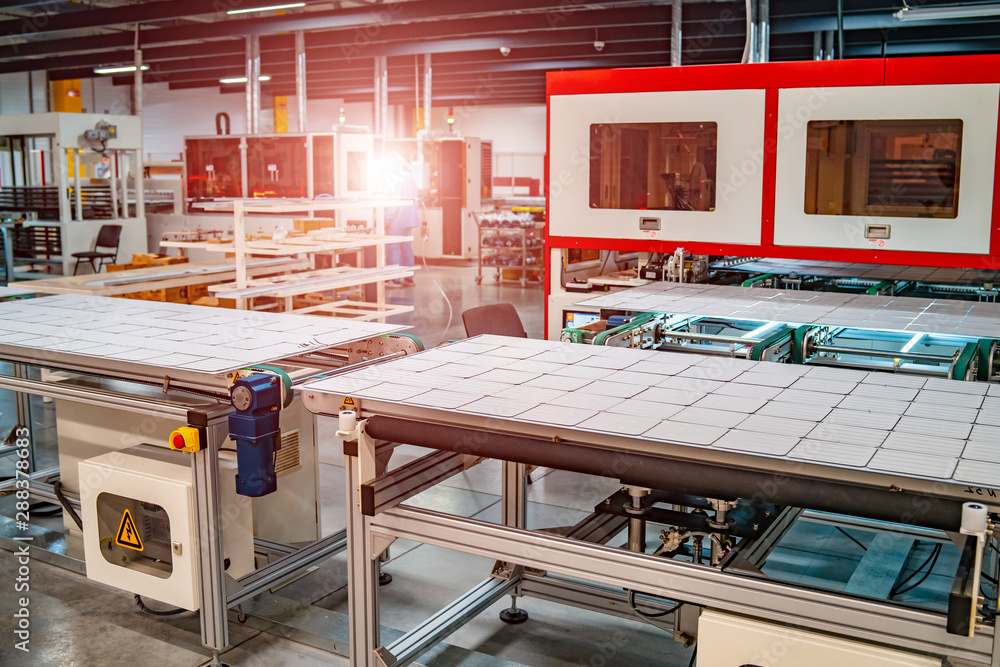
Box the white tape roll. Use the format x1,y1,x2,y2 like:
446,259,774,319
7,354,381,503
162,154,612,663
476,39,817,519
339,410,357,432
962,502,988,533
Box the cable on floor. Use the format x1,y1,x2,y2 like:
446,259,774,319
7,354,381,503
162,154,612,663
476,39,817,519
688,646,697,667
134,594,188,616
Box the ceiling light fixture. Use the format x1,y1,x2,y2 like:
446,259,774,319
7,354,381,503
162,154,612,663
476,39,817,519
894,3,1000,21
227,2,305,15
93,65,149,74
219,75,272,84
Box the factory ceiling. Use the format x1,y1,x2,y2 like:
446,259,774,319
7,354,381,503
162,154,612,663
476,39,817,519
0,0,997,106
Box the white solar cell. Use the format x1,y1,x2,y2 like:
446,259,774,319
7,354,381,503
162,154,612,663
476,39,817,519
0,293,403,375
304,334,998,491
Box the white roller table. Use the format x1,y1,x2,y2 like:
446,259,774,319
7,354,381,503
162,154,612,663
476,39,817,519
304,334,999,505
0,293,404,386
576,282,1000,337
302,336,1000,667
0,293,408,661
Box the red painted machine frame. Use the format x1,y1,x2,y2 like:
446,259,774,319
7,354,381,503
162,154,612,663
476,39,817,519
544,55,1000,275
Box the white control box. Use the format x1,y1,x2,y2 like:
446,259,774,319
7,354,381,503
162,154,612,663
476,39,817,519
79,444,253,611
697,609,939,667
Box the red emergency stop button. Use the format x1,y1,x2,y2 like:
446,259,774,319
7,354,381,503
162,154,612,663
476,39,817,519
169,427,200,453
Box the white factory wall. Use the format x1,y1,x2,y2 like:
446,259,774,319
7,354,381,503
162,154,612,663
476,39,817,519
0,72,47,115
431,104,546,182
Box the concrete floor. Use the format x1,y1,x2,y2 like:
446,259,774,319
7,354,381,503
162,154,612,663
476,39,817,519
0,263,962,666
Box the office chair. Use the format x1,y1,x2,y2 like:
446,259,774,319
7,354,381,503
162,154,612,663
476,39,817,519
462,303,528,338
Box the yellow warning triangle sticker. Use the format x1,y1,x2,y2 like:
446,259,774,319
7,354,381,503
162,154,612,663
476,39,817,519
342,397,355,406
115,509,143,551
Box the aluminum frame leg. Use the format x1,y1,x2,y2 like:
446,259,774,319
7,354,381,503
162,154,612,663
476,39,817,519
192,420,231,658
346,451,381,667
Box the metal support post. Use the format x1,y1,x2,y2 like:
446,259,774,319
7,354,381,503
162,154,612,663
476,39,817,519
246,35,261,134
72,150,82,221
346,435,381,667
192,420,231,657
671,0,682,67
295,31,307,133
626,487,649,553
758,0,769,63
501,461,526,529
12,364,33,470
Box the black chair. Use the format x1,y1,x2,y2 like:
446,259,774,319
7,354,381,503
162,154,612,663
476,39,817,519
462,303,527,338
72,224,121,275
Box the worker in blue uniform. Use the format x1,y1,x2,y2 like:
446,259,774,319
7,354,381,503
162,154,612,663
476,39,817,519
384,152,418,287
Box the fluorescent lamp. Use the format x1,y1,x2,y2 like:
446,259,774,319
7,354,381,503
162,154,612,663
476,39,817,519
219,75,272,84
94,65,149,74
227,2,304,14
894,3,1000,21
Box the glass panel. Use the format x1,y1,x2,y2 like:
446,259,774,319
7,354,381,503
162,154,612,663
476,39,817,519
247,136,307,198
347,151,367,192
589,122,718,211
805,119,962,219
97,492,172,579
185,137,242,199
312,135,335,197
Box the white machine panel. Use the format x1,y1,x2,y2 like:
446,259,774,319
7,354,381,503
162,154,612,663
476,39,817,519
80,445,253,610
774,83,1000,254
548,89,766,245
697,610,939,666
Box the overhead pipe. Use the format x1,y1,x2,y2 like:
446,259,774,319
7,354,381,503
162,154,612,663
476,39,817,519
670,0,682,67
295,31,306,132
363,416,965,532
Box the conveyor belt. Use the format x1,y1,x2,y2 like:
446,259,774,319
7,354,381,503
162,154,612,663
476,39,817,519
0,293,405,376
575,283,1000,337
304,335,1000,506
713,258,1000,285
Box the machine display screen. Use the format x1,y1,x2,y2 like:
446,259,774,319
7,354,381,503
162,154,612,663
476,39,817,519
805,119,962,219
564,310,602,329
589,122,717,212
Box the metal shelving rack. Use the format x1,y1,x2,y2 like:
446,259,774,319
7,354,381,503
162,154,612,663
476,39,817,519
475,215,544,287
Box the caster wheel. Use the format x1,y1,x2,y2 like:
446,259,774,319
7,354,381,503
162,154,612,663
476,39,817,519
379,572,393,586
499,608,529,624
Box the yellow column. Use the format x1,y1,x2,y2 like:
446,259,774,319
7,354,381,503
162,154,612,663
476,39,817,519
274,95,288,133
51,79,82,113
